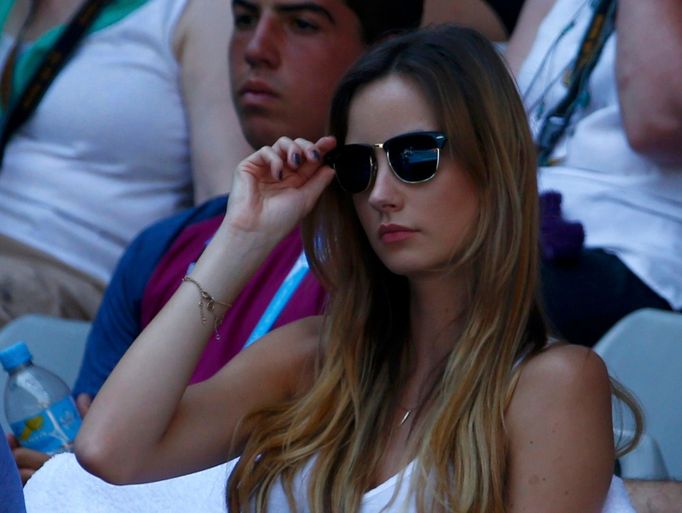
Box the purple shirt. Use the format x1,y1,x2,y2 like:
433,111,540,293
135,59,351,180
140,216,327,383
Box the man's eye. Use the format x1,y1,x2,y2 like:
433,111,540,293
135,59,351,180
291,17,320,33
234,13,257,30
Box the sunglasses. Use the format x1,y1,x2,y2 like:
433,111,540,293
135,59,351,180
325,131,448,193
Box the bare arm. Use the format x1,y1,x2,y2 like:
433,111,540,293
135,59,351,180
75,136,337,484
173,0,251,203
504,0,556,75
506,345,615,513
77,317,321,484
507,0,682,163
615,0,682,163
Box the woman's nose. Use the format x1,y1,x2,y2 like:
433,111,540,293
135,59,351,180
367,152,404,213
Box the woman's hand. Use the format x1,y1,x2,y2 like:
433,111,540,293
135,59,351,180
224,136,337,238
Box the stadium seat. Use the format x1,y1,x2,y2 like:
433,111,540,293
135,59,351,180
594,308,682,480
0,314,91,433
616,429,668,480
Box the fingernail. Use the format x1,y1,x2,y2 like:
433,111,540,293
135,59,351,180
311,150,320,161
292,153,302,166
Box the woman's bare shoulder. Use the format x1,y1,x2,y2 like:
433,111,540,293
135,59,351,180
524,342,607,381
507,342,612,437
504,344,615,513
511,343,610,407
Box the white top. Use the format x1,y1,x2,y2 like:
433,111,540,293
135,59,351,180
0,0,192,283
262,458,417,512
24,453,636,513
516,0,682,309
243,458,632,513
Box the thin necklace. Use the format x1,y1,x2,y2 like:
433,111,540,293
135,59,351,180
399,408,412,426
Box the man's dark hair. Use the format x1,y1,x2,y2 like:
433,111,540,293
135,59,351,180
344,0,423,44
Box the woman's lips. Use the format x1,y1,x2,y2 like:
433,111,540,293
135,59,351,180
378,224,417,243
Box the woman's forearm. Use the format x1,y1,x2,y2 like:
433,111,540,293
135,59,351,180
75,136,336,484
74,222,277,483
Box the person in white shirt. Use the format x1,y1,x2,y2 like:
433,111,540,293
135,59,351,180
0,0,250,325
506,0,682,347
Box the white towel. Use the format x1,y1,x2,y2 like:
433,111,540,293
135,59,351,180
603,476,637,513
24,453,232,513
24,453,637,513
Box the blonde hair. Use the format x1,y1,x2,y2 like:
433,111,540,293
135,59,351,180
228,25,640,513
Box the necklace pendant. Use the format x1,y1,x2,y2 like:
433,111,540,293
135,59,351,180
399,409,412,426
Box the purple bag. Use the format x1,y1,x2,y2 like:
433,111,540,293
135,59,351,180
540,191,585,262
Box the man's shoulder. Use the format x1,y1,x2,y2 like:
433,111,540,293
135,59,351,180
114,195,228,293
133,195,227,248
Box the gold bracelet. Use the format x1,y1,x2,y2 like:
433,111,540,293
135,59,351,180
182,276,232,341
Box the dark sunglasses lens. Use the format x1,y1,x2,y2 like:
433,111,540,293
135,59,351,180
385,133,440,182
329,145,373,193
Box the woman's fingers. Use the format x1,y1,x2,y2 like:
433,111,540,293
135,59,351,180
281,136,336,182
261,146,285,182
77,393,93,417
6,433,19,450
243,137,308,183
13,446,50,470
259,136,332,185
240,145,284,183
292,138,319,164
271,137,313,178
313,135,337,155
270,137,299,171
300,163,335,212
10,444,50,483
226,136,336,233
239,135,336,189
291,136,336,164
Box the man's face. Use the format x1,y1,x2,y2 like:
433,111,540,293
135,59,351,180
230,0,366,149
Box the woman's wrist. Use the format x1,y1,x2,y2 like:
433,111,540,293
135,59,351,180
212,219,282,268
186,221,280,303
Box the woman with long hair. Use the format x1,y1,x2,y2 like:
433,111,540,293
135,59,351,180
75,25,639,513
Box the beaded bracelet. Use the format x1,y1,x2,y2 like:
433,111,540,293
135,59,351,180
182,276,232,341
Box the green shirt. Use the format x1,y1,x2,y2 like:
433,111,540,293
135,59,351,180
0,0,148,112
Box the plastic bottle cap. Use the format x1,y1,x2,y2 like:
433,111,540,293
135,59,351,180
0,341,33,372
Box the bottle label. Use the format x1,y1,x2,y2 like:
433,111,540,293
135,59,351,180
10,396,82,454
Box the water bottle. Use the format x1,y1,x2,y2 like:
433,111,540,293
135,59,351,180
0,341,81,454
